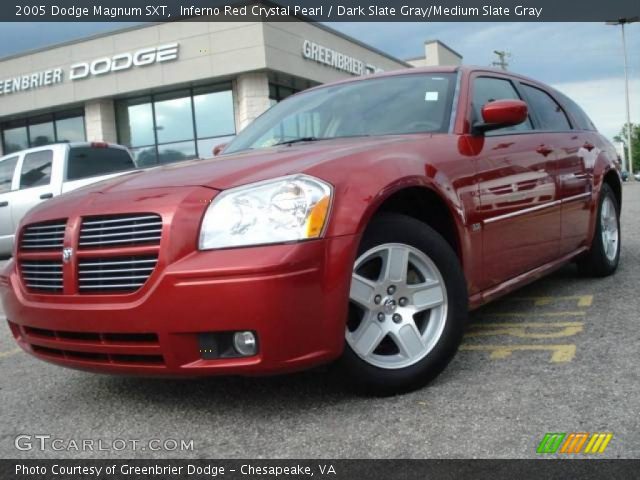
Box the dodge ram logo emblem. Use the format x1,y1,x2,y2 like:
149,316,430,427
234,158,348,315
62,247,74,263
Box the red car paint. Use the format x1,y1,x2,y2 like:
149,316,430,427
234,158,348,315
0,67,621,376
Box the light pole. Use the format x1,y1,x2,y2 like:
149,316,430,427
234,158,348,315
607,17,638,181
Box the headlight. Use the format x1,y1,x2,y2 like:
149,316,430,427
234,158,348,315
199,174,332,250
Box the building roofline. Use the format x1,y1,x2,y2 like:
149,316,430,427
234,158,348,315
0,19,411,67
423,39,464,60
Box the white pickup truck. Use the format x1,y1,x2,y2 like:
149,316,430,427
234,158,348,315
0,142,137,257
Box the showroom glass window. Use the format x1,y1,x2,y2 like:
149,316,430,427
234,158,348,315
1,109,86,154
116,84,235,167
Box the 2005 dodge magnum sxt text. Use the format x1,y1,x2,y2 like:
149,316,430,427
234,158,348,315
0,67,622,394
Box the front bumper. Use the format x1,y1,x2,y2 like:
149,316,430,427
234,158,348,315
0,235,358,376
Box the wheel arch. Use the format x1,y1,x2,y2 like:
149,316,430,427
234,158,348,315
357,181,466,269
602,168,622,210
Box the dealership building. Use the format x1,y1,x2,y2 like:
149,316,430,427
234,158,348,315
0,20,461,165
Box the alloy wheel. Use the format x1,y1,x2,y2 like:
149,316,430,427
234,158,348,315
600,196,619,262
346,243,448,369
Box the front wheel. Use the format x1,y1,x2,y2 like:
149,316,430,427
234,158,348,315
577,183,620,277
340,214,468,395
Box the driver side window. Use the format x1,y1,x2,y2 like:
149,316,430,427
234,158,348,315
472,77,532,134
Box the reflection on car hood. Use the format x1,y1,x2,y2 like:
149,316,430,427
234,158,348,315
79,136,413,193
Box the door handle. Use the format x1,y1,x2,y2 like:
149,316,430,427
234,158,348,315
39,193,53,199
0,201,8,207
536,145,554,157
583,142,595,152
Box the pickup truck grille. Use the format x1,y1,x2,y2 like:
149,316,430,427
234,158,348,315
20,260,64,293
19,220,66,250
79,214,162,248
78,256,158,293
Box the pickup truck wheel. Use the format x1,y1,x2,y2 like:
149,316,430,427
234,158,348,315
341,214,467,395
577,183,620,277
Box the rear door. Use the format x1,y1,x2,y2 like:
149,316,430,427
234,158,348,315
519,84,590,254
470,74,562,288
10,147,63,227
62,145,137,193
0,154,20,252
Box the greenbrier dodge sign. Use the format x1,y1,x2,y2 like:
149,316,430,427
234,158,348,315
0,43,179,96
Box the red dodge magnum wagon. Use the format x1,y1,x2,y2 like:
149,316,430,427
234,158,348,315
0,67,622,394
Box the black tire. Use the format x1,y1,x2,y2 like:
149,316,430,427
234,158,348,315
339,213,468,396
577,183,621,277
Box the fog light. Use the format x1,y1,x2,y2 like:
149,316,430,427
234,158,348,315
233,331,257,356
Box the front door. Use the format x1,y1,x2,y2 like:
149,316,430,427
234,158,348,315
469,75,561,289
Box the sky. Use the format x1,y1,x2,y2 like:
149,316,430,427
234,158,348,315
0,21,638,141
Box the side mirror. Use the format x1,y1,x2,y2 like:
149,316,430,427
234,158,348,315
212,143,228,156
472,99,528,135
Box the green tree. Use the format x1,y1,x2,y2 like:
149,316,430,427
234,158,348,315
613,122,640,171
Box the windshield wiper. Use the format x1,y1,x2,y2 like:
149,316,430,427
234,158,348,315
273,136,322,147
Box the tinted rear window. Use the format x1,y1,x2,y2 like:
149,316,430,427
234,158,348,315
520,84,571,131
67,147,136,181
556,92,597,131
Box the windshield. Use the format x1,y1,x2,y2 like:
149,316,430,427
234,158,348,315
225,73,456,154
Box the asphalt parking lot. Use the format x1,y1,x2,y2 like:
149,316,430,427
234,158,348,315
1,184,638,460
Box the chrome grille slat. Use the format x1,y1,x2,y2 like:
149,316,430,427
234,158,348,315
21,225,66,231
79,284,146,289
26,284,64,289
79,213,162,249
82,215,159,226
20,259,64,293
79,267,154,274
78,255,158,294
78,259,157,267
79,275,151,281
19,220,66,251
80,221,162,233
80,229,162,240
79,236,161,246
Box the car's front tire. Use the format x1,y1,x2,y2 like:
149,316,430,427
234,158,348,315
577,183,620,277
340,213,467,395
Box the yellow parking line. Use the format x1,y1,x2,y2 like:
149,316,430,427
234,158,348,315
0,348,21,359
466,322,584,339
481,311,586,318
460,344,576,363
508,295,593,307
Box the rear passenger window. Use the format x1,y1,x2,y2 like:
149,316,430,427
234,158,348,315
20,150,53,189
472,77,532,133
521,84,571,131
556,92,597,131
66,147,136,181
0,156,18,193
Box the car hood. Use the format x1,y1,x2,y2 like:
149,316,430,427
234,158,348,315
80,136,416,194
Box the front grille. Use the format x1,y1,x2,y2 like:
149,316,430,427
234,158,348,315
78,255,158,293
20,260,64,293
20,220,66,250
79,214,162,248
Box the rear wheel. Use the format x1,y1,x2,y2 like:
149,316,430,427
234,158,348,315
340,214,467,395
577,183,620,277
